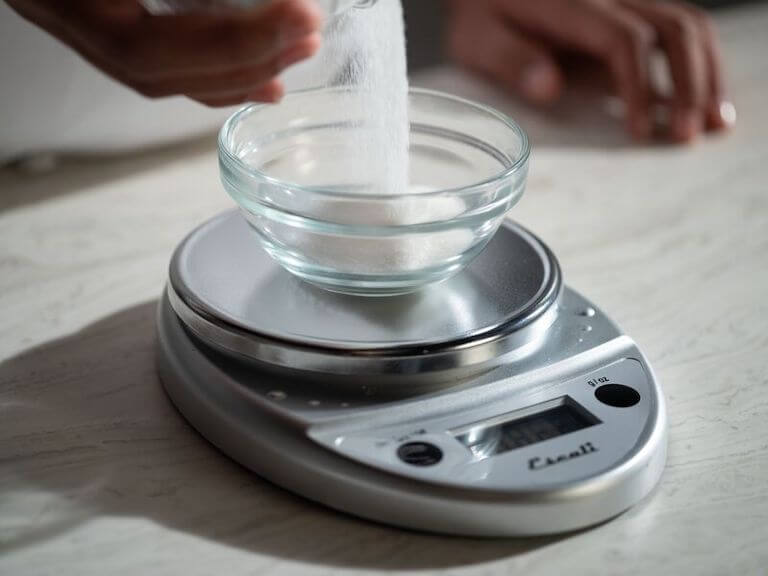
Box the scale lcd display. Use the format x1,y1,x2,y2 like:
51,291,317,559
454,397,600,459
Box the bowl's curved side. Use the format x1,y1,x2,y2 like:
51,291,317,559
217,88,530,296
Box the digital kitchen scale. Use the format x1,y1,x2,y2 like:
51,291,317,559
156,210,667,536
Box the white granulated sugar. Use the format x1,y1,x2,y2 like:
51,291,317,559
286,0,474,273
284,226,474,273
345,0,409,197
319,0,410,197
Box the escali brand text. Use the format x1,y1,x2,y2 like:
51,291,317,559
528,442,598,471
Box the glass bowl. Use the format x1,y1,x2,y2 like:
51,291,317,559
218,87,530,296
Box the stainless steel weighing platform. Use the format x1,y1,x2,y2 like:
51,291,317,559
156,210,667,536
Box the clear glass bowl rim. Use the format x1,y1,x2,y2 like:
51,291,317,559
218,86,531,200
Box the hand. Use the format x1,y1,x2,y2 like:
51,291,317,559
447,0,734,143
5,0,323,106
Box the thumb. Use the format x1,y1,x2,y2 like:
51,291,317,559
450,10,563,105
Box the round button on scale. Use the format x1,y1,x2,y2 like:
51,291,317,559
595,383,641,408
397,442,443,466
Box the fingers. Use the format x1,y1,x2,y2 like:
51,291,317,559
496,29,564,104
669,1,735,131
487,0,731,143
136,32,320,103
190,78,285,107
488,0,655,140
620,0,734,140
97,0,323,79
30,0,323,104
597,7,656,140
620,0,709,141
447,1,563,105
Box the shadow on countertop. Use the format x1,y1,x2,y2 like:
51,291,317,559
0,301,573,569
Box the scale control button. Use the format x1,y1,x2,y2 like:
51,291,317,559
397,442,443,466
595,384,641,408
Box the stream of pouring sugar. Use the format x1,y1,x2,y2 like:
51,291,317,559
287,0,473,274
321,0,409,197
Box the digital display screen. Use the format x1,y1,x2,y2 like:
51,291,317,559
454,397,600,459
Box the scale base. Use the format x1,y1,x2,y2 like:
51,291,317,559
156,287,666,537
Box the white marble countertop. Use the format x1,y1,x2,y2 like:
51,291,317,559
1,5,767,576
